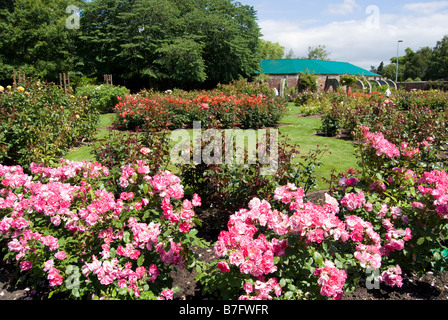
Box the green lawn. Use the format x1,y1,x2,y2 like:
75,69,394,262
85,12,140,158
64,113,117,162
278,104,358,190
65,105,358,190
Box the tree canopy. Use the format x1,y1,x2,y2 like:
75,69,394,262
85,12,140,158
0,0,81,82
372,35,448,82
259,39,285,60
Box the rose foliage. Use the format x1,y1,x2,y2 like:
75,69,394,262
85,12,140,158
198,126,448,300
2,126,448,300
0,156,206,300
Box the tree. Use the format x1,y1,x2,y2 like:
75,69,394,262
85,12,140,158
380,63,401,81
154,37,207,88
377,36,447,81
307,45,331,61
0,0,262,89
285,49,296,59
259,40,285,60
429,35,448,80
77,0,262,90
403,47,432,81
0,0,81,83
193,0,261,87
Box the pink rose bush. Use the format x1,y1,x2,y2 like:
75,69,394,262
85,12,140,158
0,159,204,300
1,124,448,300
360,126,400,159
200,127,448,300
203,180,402,299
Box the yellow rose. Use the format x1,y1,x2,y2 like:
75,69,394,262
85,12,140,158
0,86,4,92
6,85,11,90
75,114,80,119
17,86,25,92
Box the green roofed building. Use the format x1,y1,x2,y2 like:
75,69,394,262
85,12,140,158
259,59,392,94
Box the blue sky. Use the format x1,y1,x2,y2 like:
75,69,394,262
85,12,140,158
240,0,448,70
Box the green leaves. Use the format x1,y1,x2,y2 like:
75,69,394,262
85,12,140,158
76,0,261,90
0,0,81,83
154,37,207,85
0,81,99,166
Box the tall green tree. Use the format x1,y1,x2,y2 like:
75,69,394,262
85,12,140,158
77,0,262,90
429,35,448,80
180,0,262,87
403,47,432,80
306,44,331,61
0,0,81,83
259,40,285,60
377,35,447,81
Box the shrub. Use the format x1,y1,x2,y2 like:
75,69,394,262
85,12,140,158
320,113,341,137
197,128,448,300
114,89,286,131
0,159,206,300
298,71,318,92
91,129,172,196
0,80,99,167
396,89,448,111
76,84,130,114
179,132,328,235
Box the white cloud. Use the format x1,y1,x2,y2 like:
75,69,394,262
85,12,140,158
258,4,448,70
326,0,361,16
404,1,448,15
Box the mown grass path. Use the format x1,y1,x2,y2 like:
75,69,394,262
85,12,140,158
64,113,117,162
278,104,358,189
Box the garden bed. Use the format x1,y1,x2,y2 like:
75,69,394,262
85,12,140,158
2,86,448,302
2,238,448,301
1,190,446,301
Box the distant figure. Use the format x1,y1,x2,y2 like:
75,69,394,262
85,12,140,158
274,88,279,97
385,88,391,97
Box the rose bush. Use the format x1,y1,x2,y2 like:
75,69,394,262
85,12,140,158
0,154,207,300
197,125,448,300
318,90,448,146
0,80,99,167
1,128,448,300
2,85,448,300
75,84,130,114
114,80,286,131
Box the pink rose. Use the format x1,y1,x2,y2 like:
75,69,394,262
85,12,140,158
178,222,191,233
217,261,230,273
243,282,253,294
20,261,33,271
11,217,28,230
192,194,201,207
54,251,66,260
160,289,174,300
214,240,227,257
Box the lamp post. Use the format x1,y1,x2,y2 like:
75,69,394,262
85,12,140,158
396,40,403,85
